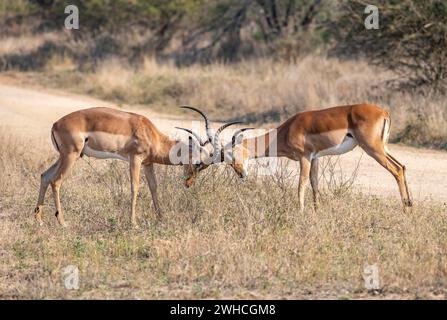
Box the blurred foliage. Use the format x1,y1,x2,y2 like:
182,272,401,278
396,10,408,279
1,0,447,92
180,0,331,62
13,0,331,61
26,0,203,33
330,0,447,93
0,0,36,14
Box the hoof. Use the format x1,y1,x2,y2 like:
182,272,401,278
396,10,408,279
34,207,43,224
403,199,413,213
55,211,68,227
35,215,44,226
403,205,413,214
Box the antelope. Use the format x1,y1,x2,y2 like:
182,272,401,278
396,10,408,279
34,107,213,227
184,104,413,211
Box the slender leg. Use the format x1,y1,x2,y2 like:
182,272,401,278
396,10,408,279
298,157,312,213
384,151,412,207
310,158,319,211
361,146,412,208
354,120,412,209
50,153,78,227
143,163,162,219
34,159,60,226
129,155,142,226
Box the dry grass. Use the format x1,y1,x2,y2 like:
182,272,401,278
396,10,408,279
1,129,446,299
12,55,445,150
0,31,446,148
80,56,389,119
0,33,60,57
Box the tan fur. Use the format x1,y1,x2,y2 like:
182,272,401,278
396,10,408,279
35,107,198,227
228,104,412,211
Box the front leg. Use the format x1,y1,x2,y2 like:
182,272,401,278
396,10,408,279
298,156,311,213
310,158,319,211
143,163,162,219
129,155,143,226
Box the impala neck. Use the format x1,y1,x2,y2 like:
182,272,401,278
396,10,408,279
242,129,285,160
148,135,181,165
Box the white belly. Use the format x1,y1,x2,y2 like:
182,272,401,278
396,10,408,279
82,145,129,161
315,135,358,158
80,131,130,161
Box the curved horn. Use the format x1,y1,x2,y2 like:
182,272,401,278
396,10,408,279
180,106,213,144
175,127,209,146
212,121,243,158
232,128,254,147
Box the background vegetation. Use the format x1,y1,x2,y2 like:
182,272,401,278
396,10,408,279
0,0,447,148
1,0,446,149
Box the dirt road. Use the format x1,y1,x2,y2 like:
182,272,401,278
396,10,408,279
0,80,446,204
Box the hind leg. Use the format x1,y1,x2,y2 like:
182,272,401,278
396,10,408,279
50,152,79,227
34,160,60,225
354,119,412,208
383,149,412,207
359,144,412,208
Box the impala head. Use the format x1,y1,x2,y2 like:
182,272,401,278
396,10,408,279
217,128,253,179
176,106,252,186
180,138,210,188
176,106,214,188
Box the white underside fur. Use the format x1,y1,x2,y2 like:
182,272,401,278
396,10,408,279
314,135,358,158
82,145,129,161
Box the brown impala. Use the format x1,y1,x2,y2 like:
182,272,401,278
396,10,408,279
183,104,413,211
33,106,233,227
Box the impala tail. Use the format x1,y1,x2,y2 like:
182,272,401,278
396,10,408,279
382,113,391,146
51,126,60,153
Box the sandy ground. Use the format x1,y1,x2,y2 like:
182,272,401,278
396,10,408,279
0,79,446,204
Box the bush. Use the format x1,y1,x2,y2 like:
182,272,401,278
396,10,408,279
330,0,447,93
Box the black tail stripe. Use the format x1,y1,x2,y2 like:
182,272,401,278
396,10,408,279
52,130,60,152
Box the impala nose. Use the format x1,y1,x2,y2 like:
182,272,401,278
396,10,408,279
185,176,195,188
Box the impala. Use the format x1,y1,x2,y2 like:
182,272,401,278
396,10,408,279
184,103,413,211
34,107,214,227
